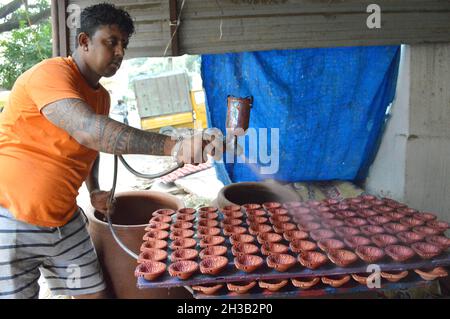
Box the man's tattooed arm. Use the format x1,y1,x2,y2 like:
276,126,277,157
41,98,177,155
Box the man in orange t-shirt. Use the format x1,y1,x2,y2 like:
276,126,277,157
0,3,211,299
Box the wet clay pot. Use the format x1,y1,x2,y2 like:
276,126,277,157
414,267,448,281
227,281,256,294
215,182,300,209
199,256,229,275
191,283,224,295
321,275,351,288
85,191,191,299
266,253,297,272
380,270,409,283
298,251,329,270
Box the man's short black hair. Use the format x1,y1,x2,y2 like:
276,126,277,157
77,3,135,44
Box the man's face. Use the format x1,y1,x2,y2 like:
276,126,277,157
85,24,129,77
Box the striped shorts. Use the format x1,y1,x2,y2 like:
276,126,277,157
0,206,106,299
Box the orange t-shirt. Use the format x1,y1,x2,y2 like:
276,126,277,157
0,56,110,227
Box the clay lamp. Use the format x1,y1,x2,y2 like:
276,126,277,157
325,198,340,205
383,222,410,234
336,210,357,219
176,213,196,222
138,248,168,262
297,221,321,232
344,217,368,227
338,203,353,210
298,251,329,269
361,194,377,201
258,279,289,292
223,225,247,236
199,212,219,220
149,215,172,224
360,225,385,236
198,206,218,213
385,200,407,210
411,242,442,259
170,248,199,262
294,215,316,223
242,203,262,211
223,210,244,219
145,222,170,231
262,202,282,210
261,242,289,256
380,270,408,283
306,200,322,207
257,232,283,244
373,205,394,214
367,215,392,226
249,223,272,235
344,235,372,249
413,212,437,222
382,212,405,221
170,229,195,240
291,277,320,289
318,212,335,220
222,204,241,212
317,206,332,213
310,229,335,241
143,230,169,241
267,208,289,216
385,244,416,262
198,219,219,228
371,234,399,248
414,267,448,281
229,233,255,245
397,207,417,215
283,201,303,209
317,238,346,252
291,207,311,215
191,283,224,295
221,218,243,227
269,214,291,224
335,226,361,238
170,237,197,250
234,254,264,273
321,219,345,229
371,199,385,206
232,243,259,256
199,245,228,259
412,226,441,236
327,249,358,267
355,245,385,263
197,227,221,238
135,261,166,281
397,231,425,244
227,281,256,294
425,235,450,250
170,221,193,230
351,273,369,285
289,239,317,253
247,216,269,225
357,209,378,218
177,208,196,215
426,220,449,233
199,235,225,248
273,222,297,234
266,253,297,272
199,256,228,275
168,260,198,280
152,209,175,217
400,217,425,228
321,275,351,288
283,230,309,242
246,209,267,217
140,239,168,251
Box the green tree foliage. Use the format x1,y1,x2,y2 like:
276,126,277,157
0,0,51,89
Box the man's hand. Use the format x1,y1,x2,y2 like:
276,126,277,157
172,130,224,165
90,189,111,215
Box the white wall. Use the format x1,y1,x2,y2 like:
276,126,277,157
366,43,450,222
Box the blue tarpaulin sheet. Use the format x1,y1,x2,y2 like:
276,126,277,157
201,46,401,184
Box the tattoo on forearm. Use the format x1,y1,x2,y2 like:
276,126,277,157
42,98,169,155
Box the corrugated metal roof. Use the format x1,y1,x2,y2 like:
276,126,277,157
65,0,450,57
